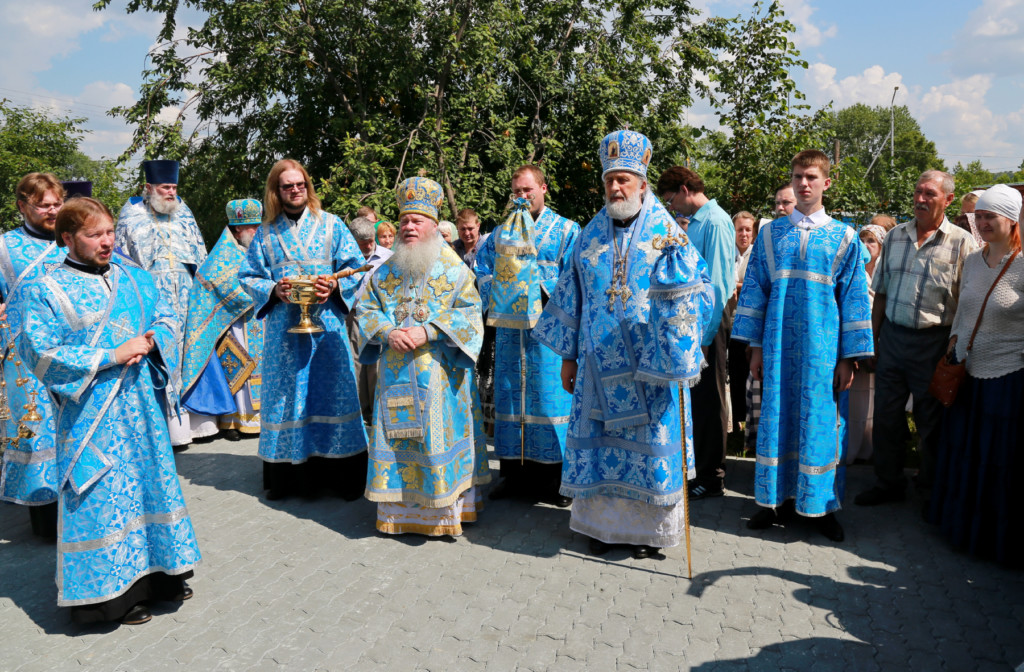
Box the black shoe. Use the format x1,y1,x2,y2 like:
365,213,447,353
632,545,658,559
589,538,611,556
689,482,725,500
817,513,845,542
488,479,518,501
172,443,191,453
172,585,194,602
222,428,242,442
121,605,152,625
854,486,906,506
552,495,572,508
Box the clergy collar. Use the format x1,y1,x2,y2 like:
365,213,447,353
283,206,306,223
787,207,831,229
22,220,56,241
64,256,111,276
612,210,641,229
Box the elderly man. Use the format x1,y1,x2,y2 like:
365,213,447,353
357,177,489,537
346,214,392,426
658,167,736,500
535,130,713,559
856,170,978,507
240,159,368,501
0,173,68,538
18,196,200,626
180,200,266,441
475,165,580,505
115,160,209,448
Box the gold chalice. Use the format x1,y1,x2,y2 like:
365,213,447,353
287,275,324,334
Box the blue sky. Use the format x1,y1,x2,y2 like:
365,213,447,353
3,0,1022,173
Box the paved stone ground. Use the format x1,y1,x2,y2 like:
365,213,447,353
2,436,1023,671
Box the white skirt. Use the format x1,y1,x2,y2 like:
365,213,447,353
376,487,482,537
570,494,685,548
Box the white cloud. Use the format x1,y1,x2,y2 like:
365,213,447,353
780,0,836,48
804,64,904,110
945,0,1024,77
800,64,1024,172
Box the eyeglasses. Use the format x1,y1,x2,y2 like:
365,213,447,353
279,181,307,192
27,200,64,212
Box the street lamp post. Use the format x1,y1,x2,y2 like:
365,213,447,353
890,86,899,167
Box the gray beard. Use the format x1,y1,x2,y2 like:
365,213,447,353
234,230,255,249
390,235,442,279
605,191,643,221
149,196,180,216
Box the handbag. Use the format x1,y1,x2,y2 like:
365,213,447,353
928,249,1018,407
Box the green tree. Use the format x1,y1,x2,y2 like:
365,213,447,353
0,100,131,230
698,1,827,216
97,0,730,234
830,103,944,179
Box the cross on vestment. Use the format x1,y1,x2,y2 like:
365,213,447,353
108,315,136,342
605,256,632,309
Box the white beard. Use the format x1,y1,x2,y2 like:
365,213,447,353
605,190,643,221
149,196,181,216
233,229,255,249
390,234,442,280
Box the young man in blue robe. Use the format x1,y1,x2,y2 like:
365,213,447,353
732,149,874,542
534,131,714,559
0,173,68,537
357,177,490,536
17,197,201,625
239,159,368,501
474,164,580,506
181,199,265,440
115,160,210,447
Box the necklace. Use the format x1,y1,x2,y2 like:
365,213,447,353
605,222,635,309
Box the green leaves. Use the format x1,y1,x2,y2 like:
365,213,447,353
100,0,731,231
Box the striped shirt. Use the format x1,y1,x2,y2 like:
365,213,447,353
871,217,978,329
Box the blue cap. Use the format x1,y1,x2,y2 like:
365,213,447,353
396,177,444,222
226,199,263,225
143,160,179,185
61,180,92,199
599,130,653,180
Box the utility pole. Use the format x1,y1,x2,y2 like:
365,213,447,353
890,86,899,167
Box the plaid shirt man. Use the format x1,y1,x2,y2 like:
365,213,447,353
871,217,978,329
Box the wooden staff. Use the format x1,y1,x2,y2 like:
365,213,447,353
333,263,374,280
679,383,693,580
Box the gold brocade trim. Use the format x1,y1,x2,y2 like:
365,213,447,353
216,333,257,394
486,315,540,329
376,521,464,536
386,396,415,408
366,482,473,509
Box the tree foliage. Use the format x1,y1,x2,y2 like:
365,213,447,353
0,100,131,230
697,1,824,216
97,0,732,236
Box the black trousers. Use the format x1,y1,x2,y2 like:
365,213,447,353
70,571,193,624
691,323,729,487
726,336,749,431
871,319,950,494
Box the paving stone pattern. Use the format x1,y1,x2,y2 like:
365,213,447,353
2,437,1022,671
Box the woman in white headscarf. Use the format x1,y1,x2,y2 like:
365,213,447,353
846,220,888,464
928,184,1023,568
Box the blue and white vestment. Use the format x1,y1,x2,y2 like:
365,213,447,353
0,225,64,506
732,210,873,516
475,206,579,464
17,255,201,606
239,208,368,464
534,193,713,547
115,196,209,444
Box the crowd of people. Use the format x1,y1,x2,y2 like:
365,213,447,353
1,130,1021,628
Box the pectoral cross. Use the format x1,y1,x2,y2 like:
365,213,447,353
109,316,135,342
605,256,632,309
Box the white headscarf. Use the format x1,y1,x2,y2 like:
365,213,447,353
976,184,1022,223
